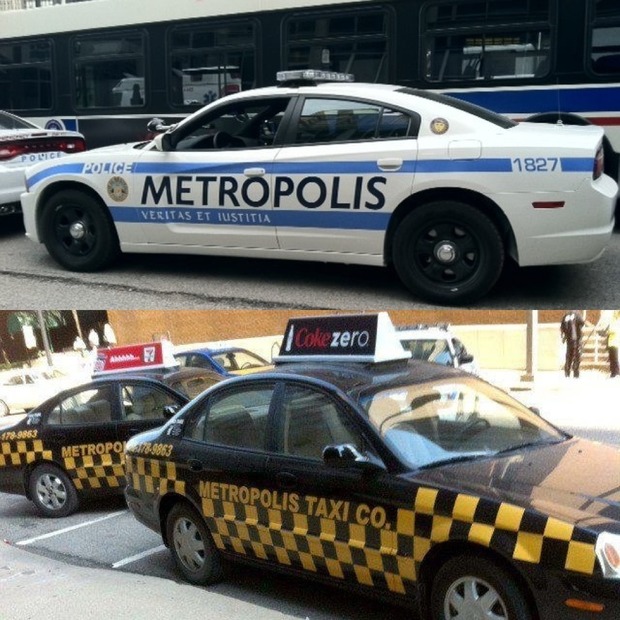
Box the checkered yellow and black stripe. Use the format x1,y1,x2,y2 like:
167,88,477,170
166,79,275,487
63,454,126,491
125,455,186,496
125,459,599,595
201,496,403,592
0,440,52,467
394,487,597,591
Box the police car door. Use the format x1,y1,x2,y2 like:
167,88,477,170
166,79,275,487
273,97,418,254
264,381,399,593
134,97,293,248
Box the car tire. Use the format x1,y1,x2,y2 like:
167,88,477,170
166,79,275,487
166,502,224,585
392,201,504,305
29,463,79,518
41,189,120,272
430,554,532,620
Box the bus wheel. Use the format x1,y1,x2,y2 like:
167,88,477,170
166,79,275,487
41,189,120,272
29,463,79,518
392,201,504,305
166,503,224,585
430,555,533,620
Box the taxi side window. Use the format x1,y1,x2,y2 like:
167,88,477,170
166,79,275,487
279,385,363,460
186,386,273,450
293,98,414,144
48,387,115,425
121,385,178,421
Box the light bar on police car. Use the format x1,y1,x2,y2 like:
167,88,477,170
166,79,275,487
276,69,355,83
274,312,411,363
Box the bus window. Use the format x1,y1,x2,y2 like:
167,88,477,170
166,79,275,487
284,9,389,83
168,22,256,108
72,31,146,109
0,39,53,111
422,0,551,83
590,2,620,75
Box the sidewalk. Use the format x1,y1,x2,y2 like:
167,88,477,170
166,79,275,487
0,541,286,620
481,368,620,431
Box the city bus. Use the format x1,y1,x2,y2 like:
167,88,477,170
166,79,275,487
1,0,619,180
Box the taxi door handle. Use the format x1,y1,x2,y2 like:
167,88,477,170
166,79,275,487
275,472,297,489
187,458,204,472
244,167,266,177
377,158,403,171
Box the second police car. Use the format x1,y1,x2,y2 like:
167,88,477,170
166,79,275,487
124,313,620,620
20,70,618,304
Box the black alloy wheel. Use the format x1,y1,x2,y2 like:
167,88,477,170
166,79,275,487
392,201,504,305
41,189,120,271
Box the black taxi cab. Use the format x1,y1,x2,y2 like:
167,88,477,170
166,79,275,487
0,341,196,517
124,314,620,620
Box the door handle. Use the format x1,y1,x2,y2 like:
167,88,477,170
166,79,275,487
187,458,204,472
275,471,297,489
377,158,403,171
244,167,266,177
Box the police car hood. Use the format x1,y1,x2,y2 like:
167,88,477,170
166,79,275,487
87,141,147,154
414,437,620,533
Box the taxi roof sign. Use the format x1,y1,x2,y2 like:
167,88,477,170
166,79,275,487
92,340,177,376
274,312,411,364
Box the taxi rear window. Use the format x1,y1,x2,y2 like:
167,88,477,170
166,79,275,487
397,87,516,129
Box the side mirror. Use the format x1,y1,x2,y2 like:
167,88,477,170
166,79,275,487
529,406,541,416
322,443,386,473
163,404,181,419
146,117,171,133
152,133,175,152
459,353,474,364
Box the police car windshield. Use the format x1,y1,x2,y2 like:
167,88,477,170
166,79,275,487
397,88,516,129
361,377,563,470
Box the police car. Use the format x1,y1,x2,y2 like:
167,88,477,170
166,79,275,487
0,342,198,517
397,323,479,374
0,109,85,216
20,70,618,304
124,313,620,619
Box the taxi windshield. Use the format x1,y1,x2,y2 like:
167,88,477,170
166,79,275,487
361,377,565,469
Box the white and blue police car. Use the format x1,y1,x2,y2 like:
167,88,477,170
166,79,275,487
20,70,618,304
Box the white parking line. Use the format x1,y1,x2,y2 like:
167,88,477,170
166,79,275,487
112,544,166,568
15,510,126,546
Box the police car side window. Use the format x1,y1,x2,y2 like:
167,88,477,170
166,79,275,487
293,98,414,145
48,387,115,426
280,385,363,460
187,385,274,450
174,98,291,151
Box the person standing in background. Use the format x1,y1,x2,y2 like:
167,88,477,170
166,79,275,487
607,311,620,378
560,311,584,378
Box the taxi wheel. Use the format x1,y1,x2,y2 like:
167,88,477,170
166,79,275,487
167,503,224,585
29,464,79,518
41,189,120,272
392,202,504,305
430,555,532,620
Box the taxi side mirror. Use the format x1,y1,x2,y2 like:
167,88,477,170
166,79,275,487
163,404,181,419
459,352,474,364
323,443,386,473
